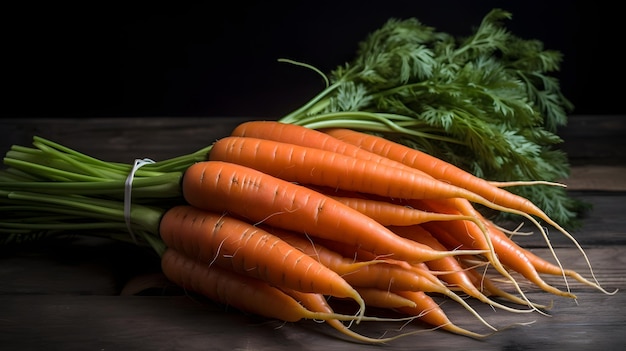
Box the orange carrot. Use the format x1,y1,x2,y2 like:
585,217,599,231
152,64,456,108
322,127,555,223
311,235,424,272
323,127,606,292
423,198,594,298
267,224,445,280
230,127,543,307
182,161,486,264
393,290,489,339
208,135,554,241
280,230,449,293
463,259,549,309
388,224,535,313
264,226,496,331
233,121,561,192
231,120,413,171
488,227,575,297
484,219,613,295
160,248,370,323
419,205,575,300
281,288,415,343
416,198,552,312
262,226,393,275
208,136,510,210
318,226,528,310
159,205,367,318
321,192,488,227
353,287,417,309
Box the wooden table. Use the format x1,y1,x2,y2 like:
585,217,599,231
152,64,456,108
1,116,625,350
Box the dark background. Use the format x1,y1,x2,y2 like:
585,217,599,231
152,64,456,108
2,1,622,119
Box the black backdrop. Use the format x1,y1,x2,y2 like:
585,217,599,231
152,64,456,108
2,1,622,119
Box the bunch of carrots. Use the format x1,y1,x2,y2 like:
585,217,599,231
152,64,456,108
0,120,616,343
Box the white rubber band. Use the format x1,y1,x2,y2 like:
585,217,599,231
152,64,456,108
124,158,155,243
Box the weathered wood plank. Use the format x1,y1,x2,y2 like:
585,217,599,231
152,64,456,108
2,242,623,305
1,117,256,162
558,114,626,164
3,114,625,165
0,288,623,351
505,192,626,247
565,165,626,191
0,237,158,295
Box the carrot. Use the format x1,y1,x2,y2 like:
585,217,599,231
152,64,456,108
262,226,398,274
462,258,550,309
416,198,553,313
227,128,545,305
267,224,464,280
281,288,417,343
182,161,486,264
264,225,497,331
354,264,498,332
320,231,534,312
424,198,612,298
302,234,419,273
163,246,487,339
230,120,414,171
159,205,367,320
209,135,559,249
287,235,446,293
353,287,417,309
208,136,516,212
393,290,490,339
388,224,535,314
322,127,556,222
216,133,504,253
323,127,607,293
483,219,614,295
420,207,575,301
317,191,488,228
160,248,371,323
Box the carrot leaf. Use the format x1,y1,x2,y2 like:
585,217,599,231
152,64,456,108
277,8,580,228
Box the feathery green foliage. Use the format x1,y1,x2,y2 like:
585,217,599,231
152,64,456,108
279,8,581,227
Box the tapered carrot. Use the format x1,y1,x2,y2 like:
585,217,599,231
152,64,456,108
267,223,457,280
483,219,615,295
321,127,556,223
317,235,426,273
393,290,489,339
161,248,371,323
320,231,529,310
208,136,512,211
281,288,417,343
323,127,607,293
424,198,612,298
462,257,550,309
208,136,552,242
264,225,497,331
229,126,549,305
230,120,413,171
262,226,394,275
182,161,486,264
272,226,452,292
322,192,488,227
352,264,498,332
353,287,417,309
388,224,535,313
420,206,575,301
159,205,367,319
307,192,541,312
415,198,554,313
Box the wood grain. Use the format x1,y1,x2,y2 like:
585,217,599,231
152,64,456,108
0,116,624,350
